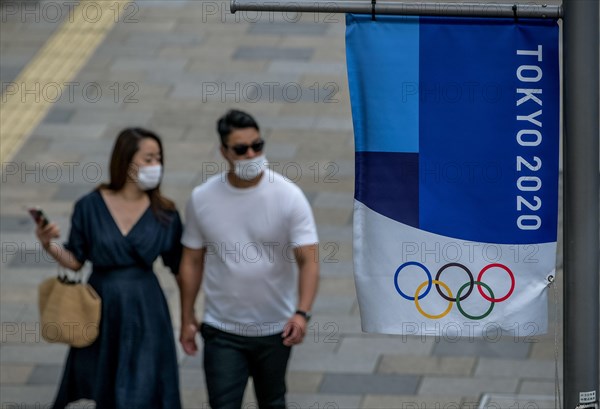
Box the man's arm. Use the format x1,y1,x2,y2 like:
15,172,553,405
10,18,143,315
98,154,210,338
178,246,206,355
295,243,319,313
282,243,319,346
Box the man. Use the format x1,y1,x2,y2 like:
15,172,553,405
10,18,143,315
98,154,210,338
179,109,320,409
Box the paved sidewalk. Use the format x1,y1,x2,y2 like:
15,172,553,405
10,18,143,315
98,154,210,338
1,0,565,408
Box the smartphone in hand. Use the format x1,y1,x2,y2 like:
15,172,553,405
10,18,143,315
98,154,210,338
28,207,49,227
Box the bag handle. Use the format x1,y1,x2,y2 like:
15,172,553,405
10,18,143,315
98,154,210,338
57,264,83,285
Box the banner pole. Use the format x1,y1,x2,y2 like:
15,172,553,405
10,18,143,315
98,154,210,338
231,0,562,18
563,0,600,407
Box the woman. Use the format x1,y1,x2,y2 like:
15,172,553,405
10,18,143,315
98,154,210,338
36,128,183,409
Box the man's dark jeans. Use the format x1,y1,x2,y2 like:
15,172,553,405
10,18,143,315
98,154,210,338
200,323,292,409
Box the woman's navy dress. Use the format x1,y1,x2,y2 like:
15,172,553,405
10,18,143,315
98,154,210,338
52,190,183,409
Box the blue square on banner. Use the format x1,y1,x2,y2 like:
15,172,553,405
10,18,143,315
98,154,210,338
346,14,420,153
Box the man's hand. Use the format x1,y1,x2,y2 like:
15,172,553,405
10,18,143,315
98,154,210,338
178,246,205,356
282,314,307,346
180,321,199,356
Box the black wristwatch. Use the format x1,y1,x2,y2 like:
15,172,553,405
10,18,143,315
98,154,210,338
295,310,312,322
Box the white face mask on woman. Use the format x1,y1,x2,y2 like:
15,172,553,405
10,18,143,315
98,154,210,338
136,164,162,190
234,154,268,181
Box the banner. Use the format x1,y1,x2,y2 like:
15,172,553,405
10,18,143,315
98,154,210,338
346,15,560,336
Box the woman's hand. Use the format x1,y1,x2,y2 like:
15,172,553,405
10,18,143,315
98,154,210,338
36,221,60,250
34,220,83,271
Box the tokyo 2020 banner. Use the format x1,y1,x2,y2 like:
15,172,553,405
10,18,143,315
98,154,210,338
346,15,560,336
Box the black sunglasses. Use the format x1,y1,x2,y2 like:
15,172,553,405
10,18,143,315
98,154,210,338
225,139,265,156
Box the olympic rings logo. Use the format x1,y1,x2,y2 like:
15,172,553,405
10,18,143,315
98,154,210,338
393,262,516,320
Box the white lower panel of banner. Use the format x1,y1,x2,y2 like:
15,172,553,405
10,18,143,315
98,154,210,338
353,200,556,337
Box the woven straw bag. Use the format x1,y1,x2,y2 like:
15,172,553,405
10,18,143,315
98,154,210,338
38,271,102,348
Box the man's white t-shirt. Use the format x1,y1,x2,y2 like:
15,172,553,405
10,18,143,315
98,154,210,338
182,169,318,336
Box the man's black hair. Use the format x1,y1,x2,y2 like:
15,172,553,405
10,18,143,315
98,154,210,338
217,109,260,146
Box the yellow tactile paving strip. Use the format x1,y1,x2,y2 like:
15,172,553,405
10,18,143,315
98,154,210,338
0,0,129,164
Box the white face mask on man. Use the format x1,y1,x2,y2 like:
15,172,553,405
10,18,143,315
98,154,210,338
136,164,162,190
233,154,268,180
